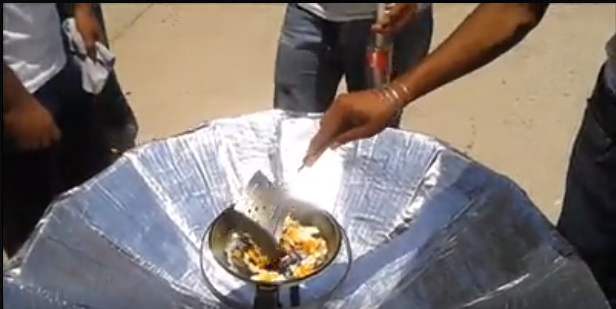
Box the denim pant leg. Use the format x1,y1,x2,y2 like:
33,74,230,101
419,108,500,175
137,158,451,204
335,19,373,92
389,8,433,127
341,8,433,127
274,4,343,113
342,7,433,90
556,69,616,305
391,7,433,78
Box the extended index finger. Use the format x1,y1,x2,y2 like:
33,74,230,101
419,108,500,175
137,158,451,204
303,111,343,167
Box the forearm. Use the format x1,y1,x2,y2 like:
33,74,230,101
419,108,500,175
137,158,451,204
395,3,550,105
73,3,95,17
3,61,32,113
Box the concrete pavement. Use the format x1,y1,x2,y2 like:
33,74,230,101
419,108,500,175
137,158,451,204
103,4,615,220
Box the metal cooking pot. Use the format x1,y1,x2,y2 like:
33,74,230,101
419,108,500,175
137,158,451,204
201,198,352,308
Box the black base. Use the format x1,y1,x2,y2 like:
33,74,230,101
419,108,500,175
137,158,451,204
253,285,301,308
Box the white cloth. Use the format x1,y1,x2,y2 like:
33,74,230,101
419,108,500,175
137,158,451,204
3,3,66,93
62,18,115,94
298,3,431,22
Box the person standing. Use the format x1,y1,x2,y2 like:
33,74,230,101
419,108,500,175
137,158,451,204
56,3,139,155
3,3,112,255
273,3,433,126
304,4,615,305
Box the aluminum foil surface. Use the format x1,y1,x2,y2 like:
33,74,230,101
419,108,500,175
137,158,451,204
3,110,609,308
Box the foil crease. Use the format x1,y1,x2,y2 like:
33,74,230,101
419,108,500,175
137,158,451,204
3,110,609,308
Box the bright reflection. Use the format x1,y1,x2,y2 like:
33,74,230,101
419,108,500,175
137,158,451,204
286,148,344,213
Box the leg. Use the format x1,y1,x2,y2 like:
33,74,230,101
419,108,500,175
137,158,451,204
2,146,61,255
97,71,139,153
556,69,616,305
391,7,433,79
337,18,405,127
337,19,374,92
341,7,433,90
52,62,113,190
388,7,433,127
1,77,66,254
273,4,343,113
58,3,138,153
1,63,78,255
1,55,111,257
91,3,139,152
340,8,432,127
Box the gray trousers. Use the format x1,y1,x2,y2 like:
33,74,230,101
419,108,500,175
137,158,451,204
273,4,433,120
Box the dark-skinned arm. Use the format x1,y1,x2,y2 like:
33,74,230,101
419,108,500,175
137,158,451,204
72,3,102,58
395,3,550,105
3,61,33,113
73,3,95,16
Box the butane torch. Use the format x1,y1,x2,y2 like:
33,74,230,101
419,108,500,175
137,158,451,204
366,3,393,88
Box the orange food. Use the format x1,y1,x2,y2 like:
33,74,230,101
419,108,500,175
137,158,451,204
227,216,328,283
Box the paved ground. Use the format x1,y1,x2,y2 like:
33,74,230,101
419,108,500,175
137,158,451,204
103,4,615,221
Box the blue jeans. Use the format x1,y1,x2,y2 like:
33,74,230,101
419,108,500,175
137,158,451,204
274,4,433,115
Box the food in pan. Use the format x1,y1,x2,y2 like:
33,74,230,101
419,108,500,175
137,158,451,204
226,216,328,282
